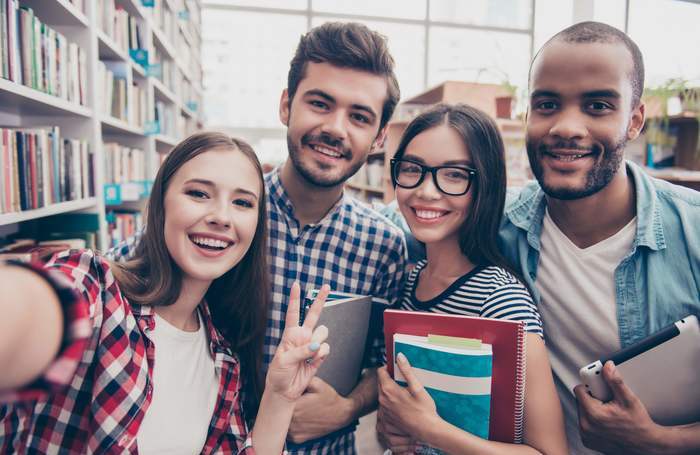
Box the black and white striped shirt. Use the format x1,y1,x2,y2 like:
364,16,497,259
399,260,543,337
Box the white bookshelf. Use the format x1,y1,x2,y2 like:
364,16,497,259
0,0,203,250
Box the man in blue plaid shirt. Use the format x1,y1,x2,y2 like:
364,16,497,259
109,22,406,454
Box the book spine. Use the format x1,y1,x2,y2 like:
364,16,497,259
513,323,526,444
11,131,18,211
28,133,37,209
1,0,7,79
2,129,10,212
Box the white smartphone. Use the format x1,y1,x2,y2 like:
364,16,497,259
579,315,700,425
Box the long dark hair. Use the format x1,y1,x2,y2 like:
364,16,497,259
112,132,269,418
392,103,526,284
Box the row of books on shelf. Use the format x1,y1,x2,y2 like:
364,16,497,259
107,210,143,248
97,61,148,126
0,127,94,214
149,0,178,47
155,100,176,136
0,237,87,262
104,143,147,184
0,212,99,261
0,1,87,105
98,0,148,58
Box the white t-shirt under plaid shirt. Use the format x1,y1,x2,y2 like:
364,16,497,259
265,169,406,454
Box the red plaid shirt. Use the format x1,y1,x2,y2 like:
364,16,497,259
1,250,255,454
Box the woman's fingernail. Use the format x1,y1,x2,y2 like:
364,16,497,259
397,352,407,363
309,342,320,352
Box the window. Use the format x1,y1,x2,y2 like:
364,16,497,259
428,27,531,93
430,0,532,29
204,0,307,10
628,0,700,86
311,17,426,99
202,10,306,128
312,0,427,20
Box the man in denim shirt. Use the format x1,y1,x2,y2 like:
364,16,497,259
499,22,700,454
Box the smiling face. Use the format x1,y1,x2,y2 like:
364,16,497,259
396,124,474,249
163,148,262,286
279,62,388,188
527,40,645,200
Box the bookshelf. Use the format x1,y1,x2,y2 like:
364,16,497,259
0,0,203,251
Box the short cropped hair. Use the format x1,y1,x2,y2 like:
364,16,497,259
534,21,645,107
287,22,400,130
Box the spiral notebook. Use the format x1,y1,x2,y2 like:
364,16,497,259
384,309,527,443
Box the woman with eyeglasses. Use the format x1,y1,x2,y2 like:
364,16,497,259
376,104,567,455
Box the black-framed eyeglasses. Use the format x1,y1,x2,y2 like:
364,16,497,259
391,158,477,196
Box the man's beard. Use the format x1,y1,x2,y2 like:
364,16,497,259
527,135,627,201
287,132,364,188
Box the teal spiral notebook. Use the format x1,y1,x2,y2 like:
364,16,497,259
393,334,493,439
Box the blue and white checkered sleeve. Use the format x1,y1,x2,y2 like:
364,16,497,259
103,227,145,262
366,231,407,367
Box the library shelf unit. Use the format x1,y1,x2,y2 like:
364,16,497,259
0,0,203,250
347,81,530,205
628,104,700,192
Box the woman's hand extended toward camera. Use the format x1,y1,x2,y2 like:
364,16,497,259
265,282,331,402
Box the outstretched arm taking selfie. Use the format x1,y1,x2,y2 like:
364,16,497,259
0,264,64,392
575,361,700,455
251,282,331,454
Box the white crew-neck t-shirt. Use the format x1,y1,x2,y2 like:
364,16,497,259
537,210,636,455
137,310,220,454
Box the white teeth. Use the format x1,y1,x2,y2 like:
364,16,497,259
191,236,230,249
311,144,342,158
415,210,446,220
552,153,585,161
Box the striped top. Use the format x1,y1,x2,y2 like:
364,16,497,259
399,260,543,337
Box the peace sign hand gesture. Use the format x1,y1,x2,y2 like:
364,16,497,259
265,282,331,402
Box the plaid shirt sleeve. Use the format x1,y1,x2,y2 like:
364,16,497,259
104,227,144,262
0,255,92,404
366,228,407,367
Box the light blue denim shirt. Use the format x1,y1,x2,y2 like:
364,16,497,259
498,160,700,347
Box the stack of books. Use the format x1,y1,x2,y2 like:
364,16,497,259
384,310,527,444
0,2,87,105
0,126,93,213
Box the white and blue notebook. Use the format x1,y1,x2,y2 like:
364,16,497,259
393,334,493,439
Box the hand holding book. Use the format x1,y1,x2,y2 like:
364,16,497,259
378,353,439,445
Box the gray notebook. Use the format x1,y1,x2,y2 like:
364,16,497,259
302,291,373,396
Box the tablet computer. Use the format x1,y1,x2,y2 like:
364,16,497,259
579,314,700,426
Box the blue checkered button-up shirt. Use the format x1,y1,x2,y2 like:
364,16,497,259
107,168,406,454
265,169,406,454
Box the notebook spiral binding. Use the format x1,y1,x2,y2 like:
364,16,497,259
512,323,526,443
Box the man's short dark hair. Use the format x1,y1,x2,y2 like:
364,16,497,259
287,22,400,130
533,21,645,107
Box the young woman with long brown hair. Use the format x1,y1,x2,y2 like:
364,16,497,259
376,105,567,455
0,132,330,454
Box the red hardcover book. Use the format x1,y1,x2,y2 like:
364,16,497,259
384,309,526,443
